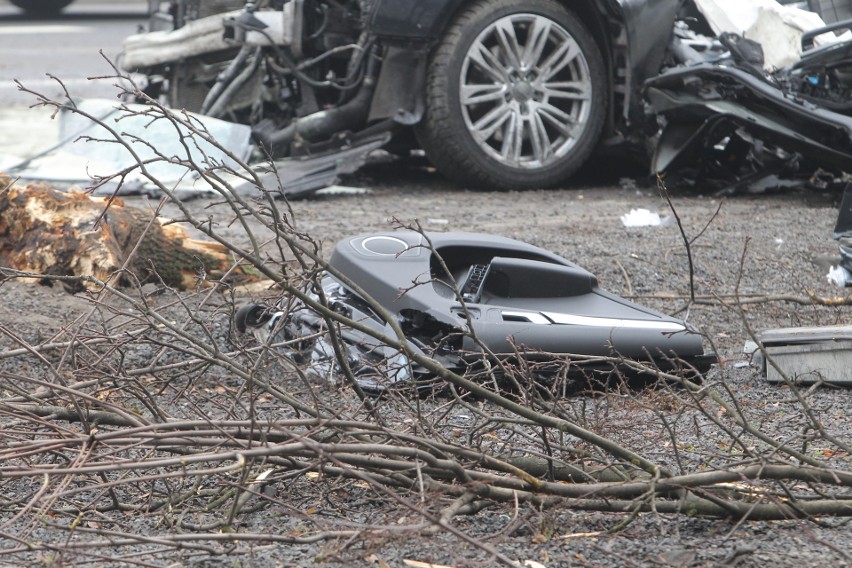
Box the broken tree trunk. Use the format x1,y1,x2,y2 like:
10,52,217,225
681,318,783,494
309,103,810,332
0,175,261,291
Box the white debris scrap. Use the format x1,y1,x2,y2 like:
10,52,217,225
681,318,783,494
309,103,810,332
315,185,372,196
620,208,672,228
693,0,847,69
827,265,852,287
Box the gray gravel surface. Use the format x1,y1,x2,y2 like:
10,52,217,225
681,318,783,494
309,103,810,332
1,157,850,567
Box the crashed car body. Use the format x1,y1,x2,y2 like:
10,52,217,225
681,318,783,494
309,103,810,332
123,0,852,194
648,17,852,192
236,232,716,391
124,0,682,192
6,0,74,15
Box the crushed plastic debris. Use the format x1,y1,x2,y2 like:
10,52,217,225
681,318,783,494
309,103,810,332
620,208,673,228
826,265,852,287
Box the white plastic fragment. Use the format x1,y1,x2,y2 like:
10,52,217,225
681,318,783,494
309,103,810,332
315,185,371,195
693,0,846,69
620,208,671,227
826,265,852,287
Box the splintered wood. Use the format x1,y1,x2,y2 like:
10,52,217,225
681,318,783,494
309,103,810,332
0,175,260,291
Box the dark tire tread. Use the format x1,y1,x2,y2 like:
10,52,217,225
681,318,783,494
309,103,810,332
415,0,607,190
10,0,74,14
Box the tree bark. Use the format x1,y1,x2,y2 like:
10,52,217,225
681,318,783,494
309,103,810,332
0,178,260,291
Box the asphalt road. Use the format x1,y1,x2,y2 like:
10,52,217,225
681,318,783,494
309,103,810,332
0,1,149,164
0,1,148,106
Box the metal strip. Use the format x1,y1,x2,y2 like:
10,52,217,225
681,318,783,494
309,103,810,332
501,310,686,332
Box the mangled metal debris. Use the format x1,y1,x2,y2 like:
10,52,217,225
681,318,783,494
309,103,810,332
651,1,852,193
113,0,850,194
237,232,716,391
750,326,852,385
245,133,390,197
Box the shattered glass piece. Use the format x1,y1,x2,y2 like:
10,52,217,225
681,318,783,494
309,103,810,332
6,99,252,195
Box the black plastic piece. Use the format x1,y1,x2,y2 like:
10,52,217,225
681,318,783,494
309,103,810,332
461,264,489,303
327,232,716,374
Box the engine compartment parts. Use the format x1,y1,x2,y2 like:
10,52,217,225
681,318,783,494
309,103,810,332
120,0,672,191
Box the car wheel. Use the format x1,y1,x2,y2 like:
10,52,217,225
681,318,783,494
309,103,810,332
416,0,607,190
10,0,74,15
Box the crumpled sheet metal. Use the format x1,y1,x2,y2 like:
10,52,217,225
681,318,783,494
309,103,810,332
245,277,415,392
647,64,852,176
238,133,391,198
6,99,387,200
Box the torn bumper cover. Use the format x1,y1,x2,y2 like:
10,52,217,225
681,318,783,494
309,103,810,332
237,232,716,391
647,4,852,190
647,63,852,181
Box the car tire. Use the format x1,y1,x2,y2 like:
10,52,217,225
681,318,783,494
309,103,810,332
10,0,74,15
415,0,607,190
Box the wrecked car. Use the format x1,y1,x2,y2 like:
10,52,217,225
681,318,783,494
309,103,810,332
120,0,852,194
6,0,74,15
236,232,717,391
648,2,852,192
123,0,686,193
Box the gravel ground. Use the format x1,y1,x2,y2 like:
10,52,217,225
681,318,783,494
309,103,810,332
0,156,850,567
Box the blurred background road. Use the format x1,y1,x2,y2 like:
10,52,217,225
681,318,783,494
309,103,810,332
0,1,148,162
0,0,148,104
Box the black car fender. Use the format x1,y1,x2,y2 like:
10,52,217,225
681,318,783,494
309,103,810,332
367,45,429,124
367,0,469,40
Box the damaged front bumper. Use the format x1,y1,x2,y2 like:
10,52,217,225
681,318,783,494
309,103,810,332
648,63,852,184
647,5,852,192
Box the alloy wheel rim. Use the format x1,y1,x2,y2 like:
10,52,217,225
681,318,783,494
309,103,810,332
459,13,593,170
